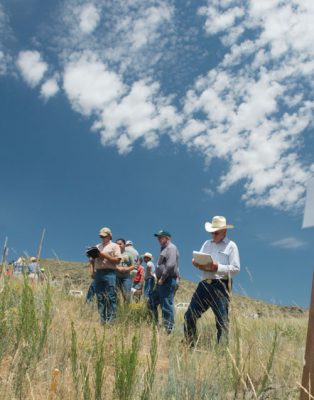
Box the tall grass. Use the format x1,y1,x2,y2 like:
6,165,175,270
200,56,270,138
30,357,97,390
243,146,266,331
0,276,307,399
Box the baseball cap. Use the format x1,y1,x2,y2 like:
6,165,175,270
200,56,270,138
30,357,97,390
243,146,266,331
99,227,112,237
154,230,171,238
126,240,133,246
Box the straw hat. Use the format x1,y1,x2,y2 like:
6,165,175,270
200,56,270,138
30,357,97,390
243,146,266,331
30,256,37,262
205,216,234,233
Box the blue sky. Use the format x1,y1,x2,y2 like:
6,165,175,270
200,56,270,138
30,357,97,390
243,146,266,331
1,0,314,307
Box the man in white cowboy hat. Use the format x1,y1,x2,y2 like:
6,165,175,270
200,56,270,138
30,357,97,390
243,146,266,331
184,216,240,346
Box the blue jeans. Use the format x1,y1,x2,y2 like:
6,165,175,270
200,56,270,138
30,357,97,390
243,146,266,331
116,276,132,303
184,280,230,345
94,270,117,323
144,278,155,299
149,277,176,334
86,279,96,303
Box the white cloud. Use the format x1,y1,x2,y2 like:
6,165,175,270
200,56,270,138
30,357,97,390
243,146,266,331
179,0,314,210
60,51,181,153
271,237,307,249
16,50,48,87
9,0,314,213
63,52,126,116
79,3,100,34
94,79,182,153
54,0,175,77
0,3,12,75
40,77,60,100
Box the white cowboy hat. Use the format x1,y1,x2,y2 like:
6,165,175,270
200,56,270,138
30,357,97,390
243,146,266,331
143,252,153,260
205,216,234,232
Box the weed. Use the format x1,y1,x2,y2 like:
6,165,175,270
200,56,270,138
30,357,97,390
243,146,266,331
114,332,140,400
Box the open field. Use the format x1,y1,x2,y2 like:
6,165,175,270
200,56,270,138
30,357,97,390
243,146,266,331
0,260,308,399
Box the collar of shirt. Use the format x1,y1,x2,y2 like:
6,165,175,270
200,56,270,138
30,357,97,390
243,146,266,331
211,237,229,244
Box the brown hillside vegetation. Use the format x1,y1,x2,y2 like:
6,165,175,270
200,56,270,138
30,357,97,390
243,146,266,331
40,258,307,319
0,259,308,399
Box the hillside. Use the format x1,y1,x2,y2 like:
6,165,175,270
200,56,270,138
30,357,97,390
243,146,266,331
0,258,309,399
40,258,307,319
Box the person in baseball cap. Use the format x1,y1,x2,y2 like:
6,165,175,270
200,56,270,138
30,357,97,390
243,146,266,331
90,227,121,324
149,229,179,334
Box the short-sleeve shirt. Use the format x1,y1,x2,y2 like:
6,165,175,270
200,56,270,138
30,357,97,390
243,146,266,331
144,261,155,280
94,241,121,270
27,262,41,274
125,245,140,265
116,251,134,278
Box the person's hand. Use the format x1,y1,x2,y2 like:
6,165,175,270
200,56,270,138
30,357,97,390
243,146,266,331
90,271,95,278
204,261,218,272
158,278,164,285
116,266,123,273
192,258,201,269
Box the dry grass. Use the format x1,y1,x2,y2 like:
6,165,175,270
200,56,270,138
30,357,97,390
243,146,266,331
0,265,308,400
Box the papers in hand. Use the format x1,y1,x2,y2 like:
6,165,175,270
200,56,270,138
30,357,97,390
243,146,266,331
192,251,212,265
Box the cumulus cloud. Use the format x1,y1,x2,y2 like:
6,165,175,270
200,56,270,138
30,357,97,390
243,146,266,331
63,52,126,116
94,79,181,153
8,0,314,212
40,77,60,100
79,3,100,34
179,0,314,210
271,237,307,249
54,0,175,78
16,50,48,87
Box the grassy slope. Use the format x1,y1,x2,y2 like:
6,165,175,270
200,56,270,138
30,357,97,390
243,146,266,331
40,258,307,319
0,260,309,399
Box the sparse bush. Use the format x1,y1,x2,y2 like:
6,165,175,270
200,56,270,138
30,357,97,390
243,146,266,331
114,332,140,400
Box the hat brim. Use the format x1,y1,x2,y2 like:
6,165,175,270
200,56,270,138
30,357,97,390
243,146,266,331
205,222,234,233
143,254,153,260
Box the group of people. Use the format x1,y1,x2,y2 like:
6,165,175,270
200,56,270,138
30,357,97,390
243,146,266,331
10,256,44,280
88,215,240,345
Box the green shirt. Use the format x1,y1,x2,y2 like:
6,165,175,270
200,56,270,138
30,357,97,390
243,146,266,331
116,251,134,278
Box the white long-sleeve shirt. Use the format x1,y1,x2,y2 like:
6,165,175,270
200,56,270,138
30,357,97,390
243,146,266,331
199,237,240,280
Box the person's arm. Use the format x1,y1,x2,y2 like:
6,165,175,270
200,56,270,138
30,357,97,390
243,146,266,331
192,258,218,272
116,254,135,273
192,243,240,275
89,260,95,278
216,244,240,275
139,268,145,288
99,252,121,264
146,262,152,274
116,264,135,273
99,244,122,264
